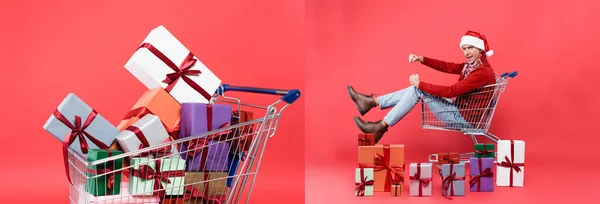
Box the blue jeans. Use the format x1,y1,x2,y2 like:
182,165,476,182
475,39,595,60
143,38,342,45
377,86,471,129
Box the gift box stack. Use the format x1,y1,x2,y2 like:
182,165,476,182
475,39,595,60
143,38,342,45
355,133,406,197
43,25,255,203
354,136,525,200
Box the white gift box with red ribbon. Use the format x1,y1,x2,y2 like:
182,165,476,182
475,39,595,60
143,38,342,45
496,140,525,187
125,25,221,104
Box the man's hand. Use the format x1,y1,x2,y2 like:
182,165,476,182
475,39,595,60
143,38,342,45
408,54,423,63
409,74,420,87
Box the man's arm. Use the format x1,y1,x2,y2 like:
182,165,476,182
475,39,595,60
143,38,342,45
417,68,493,98
419,56,465,75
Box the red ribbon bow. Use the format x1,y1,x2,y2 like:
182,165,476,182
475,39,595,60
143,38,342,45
476,144,494,157
440,153,459,164
498,140,524,187
409,163,431,196
469,158,493,191
54,109,109,185
122,106,181,140
358,136,373,146
358,145,404,192
441,164,465,200
138,43,212,101
355,168,374,196
131,160,186,199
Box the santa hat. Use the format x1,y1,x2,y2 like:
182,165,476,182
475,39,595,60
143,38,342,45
459,31,494,57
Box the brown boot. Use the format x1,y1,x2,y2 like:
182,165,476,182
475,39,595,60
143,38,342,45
354,117,388,143
347,86,377,116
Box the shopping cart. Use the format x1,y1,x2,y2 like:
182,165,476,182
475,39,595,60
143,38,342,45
422,71,518,164
66,84,300,204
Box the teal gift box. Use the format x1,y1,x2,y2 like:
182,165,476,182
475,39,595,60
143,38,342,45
85,149,123,196
129,157,186,196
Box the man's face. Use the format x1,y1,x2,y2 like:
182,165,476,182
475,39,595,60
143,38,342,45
462,45,482,64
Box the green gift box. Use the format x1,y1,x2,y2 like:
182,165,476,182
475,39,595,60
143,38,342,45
85,149,123,196
474,144,495,158
129,157,186,196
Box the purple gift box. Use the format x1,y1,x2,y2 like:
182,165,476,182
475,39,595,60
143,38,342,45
178,103,232,171
469,157,495,192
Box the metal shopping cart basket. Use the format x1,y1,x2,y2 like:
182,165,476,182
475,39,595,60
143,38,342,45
66,84,300,204
422,71,518,164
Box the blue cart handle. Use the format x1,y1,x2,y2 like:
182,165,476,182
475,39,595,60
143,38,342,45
217,84,301,104
500,71,518,78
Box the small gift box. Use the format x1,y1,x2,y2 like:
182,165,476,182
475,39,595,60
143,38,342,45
474,143,495,158
440,162,466,199
358,133,375,146
391,184,402,197
437,152,460,164
179,103,232,172
184,171,229,196
124,25,222,104
129,157,186,196
355,168,374,196
85,149,124,196
409,163,432,197
226,151,245,187
43,93,120,184
230,110,254,152
496,140,525,187
115,114,170,154
110,87,181,151
162,187,226,204
358,144,405,192
469,157,494,192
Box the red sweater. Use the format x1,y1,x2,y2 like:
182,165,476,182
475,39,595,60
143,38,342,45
417,56,497,125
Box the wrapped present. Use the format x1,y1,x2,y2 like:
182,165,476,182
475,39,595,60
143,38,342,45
110,87,181,151
437,152,460,164
440,162,466,199
496,140,525,187
77,181,160,203
179,103,232,172
124,25,221,104
391,184,402,197
409,163,432,197
354,168,374,196
43,93,119,184
469,157,494,192
226,151,245,187
474,143,495,158
230,110,254,152
184,172,229,196
162,185,226,204
115,114,170,154
85,149,123,196
358,133,375,146
358,144,405,192
129,157,186,196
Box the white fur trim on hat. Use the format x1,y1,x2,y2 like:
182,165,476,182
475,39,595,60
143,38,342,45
460,35,494,57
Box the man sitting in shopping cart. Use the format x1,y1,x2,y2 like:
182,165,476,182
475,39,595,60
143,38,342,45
348,31,497,143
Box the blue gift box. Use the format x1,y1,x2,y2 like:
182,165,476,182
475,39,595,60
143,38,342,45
43,93,119,157
227,151,245,187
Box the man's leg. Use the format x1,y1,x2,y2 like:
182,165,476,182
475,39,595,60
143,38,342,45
421,94,472,129
377,86,424,126
354,86,423,142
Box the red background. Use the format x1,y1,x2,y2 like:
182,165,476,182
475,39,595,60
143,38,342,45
0,0,304,203
305,0,600,203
